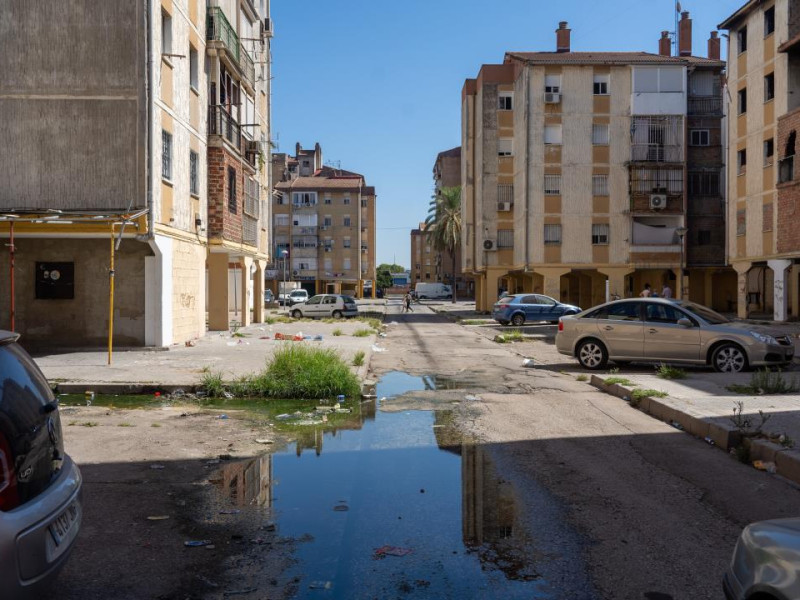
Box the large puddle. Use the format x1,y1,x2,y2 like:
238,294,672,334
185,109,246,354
211,372,548,599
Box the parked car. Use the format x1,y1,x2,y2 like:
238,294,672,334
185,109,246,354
279,289,309,306
723,517,800,600
290,294,359,319
493,294,581,326
414,282,452,300
0,331,82,599
556,297,795,372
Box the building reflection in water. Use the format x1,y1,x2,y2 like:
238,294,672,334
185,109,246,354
293,397,376,457
210,454,273,508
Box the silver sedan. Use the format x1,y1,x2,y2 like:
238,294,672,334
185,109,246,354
555,298,795,372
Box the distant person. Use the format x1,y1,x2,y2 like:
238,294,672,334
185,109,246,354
661,284,673,299
404,292,413,313
640,283,652,298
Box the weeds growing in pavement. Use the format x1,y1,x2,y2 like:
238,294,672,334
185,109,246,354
656,364,687,380
730,400,772,437
332,328,343,336
200,371,226,398
352,350,366,367
461,319,485,325
604,376,636,386
727,369,800,395
576,374,588,382
353,328,373,337
607,367,619,374
630,388,668,401
494,329,524,343
151,423,162,428
117,423,135,427
355,317,383,331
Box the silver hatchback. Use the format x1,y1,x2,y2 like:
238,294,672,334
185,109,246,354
556,298,795,372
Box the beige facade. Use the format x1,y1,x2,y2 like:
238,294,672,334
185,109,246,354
463,19,733,313
272,145,377,297
720,0,800,321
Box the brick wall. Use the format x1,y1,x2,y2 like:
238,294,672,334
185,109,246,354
777,107,800,253
208,146,244,244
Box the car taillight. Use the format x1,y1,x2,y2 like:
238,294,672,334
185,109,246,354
0,431,19,511
558,320,564,332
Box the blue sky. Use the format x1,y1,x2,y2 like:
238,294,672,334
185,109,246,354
271,0,743,269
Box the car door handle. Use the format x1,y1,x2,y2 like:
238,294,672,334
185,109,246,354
603,326,614,331
648,328,658,333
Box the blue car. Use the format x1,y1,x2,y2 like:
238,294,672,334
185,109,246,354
492,294,581,326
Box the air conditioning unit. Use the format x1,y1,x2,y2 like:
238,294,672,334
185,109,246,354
498,202,512,212
483,239,496,251
544,92,561,104
245,140,260,154
261,17,273,38
292,270,299,276
324,247,331,252
361,247,368,253
649,194,667,210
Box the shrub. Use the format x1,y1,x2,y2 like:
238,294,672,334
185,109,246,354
332,328,343,336
353,328,373,337
352,350,366,367
257,345,361,398
730,400,772,436
656,364,687,380
727,369,800,395
201,371,226,398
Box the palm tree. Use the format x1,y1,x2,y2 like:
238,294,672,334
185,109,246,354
425,186,462,303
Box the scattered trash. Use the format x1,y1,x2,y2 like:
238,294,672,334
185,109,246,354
217,414,229,420
371,344,387,352
150,464,165,470
222,391,234,399
670,421,684,431
378,332,387,338
293,332,304,341
333,504,349,512
313,334,323,341
84,391,95,406
185,340,196,347
522,358,535,368
704,436,716,446
147,515,170,521
259,336,270,340
222,588,258,597
753,460,777,473
184,540,213,547
623,396,631,402
205,459,220,465
373,545,413,559
309,581,333,590
219,509,241,515
255,439,273,444
464,395,479,402
154,392,161,397
337,394,345,400
361,393,377,399
226,341,238,346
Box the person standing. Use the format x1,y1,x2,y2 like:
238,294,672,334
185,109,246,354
661,283,673,299
640,283,652,298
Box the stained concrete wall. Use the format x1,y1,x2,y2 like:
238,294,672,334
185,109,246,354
0,238,150,348
0,0,146,211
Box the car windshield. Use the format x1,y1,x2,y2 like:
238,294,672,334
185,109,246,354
681,302,729,325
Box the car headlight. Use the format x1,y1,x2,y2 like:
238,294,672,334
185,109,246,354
750,331,778,345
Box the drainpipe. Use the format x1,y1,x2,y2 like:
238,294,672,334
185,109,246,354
524,64,531,275
145,0,154,241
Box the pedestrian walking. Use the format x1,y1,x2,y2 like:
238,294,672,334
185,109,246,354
639,283,652,298
404,291,413,312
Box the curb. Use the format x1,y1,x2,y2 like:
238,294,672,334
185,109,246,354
590,375,800,487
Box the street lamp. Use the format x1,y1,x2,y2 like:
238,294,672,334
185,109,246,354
281,249,289,304
675,226,688,299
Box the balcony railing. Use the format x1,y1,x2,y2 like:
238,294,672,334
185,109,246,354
208,105,241,150
207,7,255,88
631,144,683,163
293,225,318,235
688,96,722,115
779,155,795,183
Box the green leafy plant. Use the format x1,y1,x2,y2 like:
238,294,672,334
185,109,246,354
631,388,668,401
607,367,620,374
151,422,162,428
727,369,800,395
656,364,687,380
81,422,99,427
730,400,772,437
604,376,636,386
201,371,226,398
352,350,366,367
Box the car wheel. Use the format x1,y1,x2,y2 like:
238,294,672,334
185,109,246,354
577,339,608,370
511,314,525,327
291,310,302,318
712,343,749,373
332,310,343,319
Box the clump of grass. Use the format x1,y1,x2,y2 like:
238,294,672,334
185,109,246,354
201,371,226,398
352,350,366,367
117,422,135,428
631,388,668,401
604,376,636,386
200,365,212,374
461,319,485,325
576,374,588,382
255,345,361,398
727,369,800,395
273,315,294,324
151,422,162,428
231,332,249,338
332,328,343,336
81,422,99,427
264,317,277,325
656,364,687,380
607,367,620,374
355,317,383,331
494,329,524,344
353,328,373,338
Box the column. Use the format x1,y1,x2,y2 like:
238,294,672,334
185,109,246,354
598,267,634,301
791,265,800,320
538,267,570,301
240,256,253,327
768,259,792,322
207,252,230,331
732,261,752,320
145,235,173,346
253,259,266,323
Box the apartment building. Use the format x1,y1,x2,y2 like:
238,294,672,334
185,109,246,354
0,0,271,348
272,144,377,297
462,17,734,313
411,147,471,295
720,0,800,321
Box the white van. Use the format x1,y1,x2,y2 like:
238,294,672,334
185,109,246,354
414,282,452,299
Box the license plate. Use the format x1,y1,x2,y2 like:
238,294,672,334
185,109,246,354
49,500,80,548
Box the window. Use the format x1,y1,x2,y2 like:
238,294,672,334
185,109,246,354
644,303,686,324
189,45,198,90
498,184,513,205
324,194,332,204
161,10,172,55
161,130,172,181
633,67,683,93
544,174,561,195
592,302,640,321
324,258,332,270
737,149,747,175
292,192,317,206
498,138,513,156
227,167,237,212
593,74,609,95
592,124,609,145
764,138,775,166
764,72,774,102
738,26,747,53
544,224,562,244
764,7,775,37
189,150,198,195
544,74,561,94
343,216,351,227
361,198,368,207
498,93,513,110
343,238,351,248
497,229,514,249
343,258,351,270
738,88,747,114
274,214,289,226
690,130,710,146
591,223,609,245
688,171,721,196
736,208,746,236
592,174,609,196
323,216,332,226
343,195,351,205
697,230,711,245
544,124,562,145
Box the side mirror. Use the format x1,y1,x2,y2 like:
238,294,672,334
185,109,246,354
677,317,693,327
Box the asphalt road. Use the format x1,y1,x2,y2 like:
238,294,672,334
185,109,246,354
371,301,800,599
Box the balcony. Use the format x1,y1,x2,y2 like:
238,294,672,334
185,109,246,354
242,215,258,246
631,144,683,163
779,155,795,183
206,7,255,88
293,225,318,235
208,105,241,151
688,96,722,116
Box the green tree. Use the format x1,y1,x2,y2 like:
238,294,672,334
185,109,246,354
425,186,462,303
376,263,405,291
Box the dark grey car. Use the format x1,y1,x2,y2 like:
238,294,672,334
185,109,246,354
0,331,82,598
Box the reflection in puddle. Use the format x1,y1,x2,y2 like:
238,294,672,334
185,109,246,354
209,454,272,508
